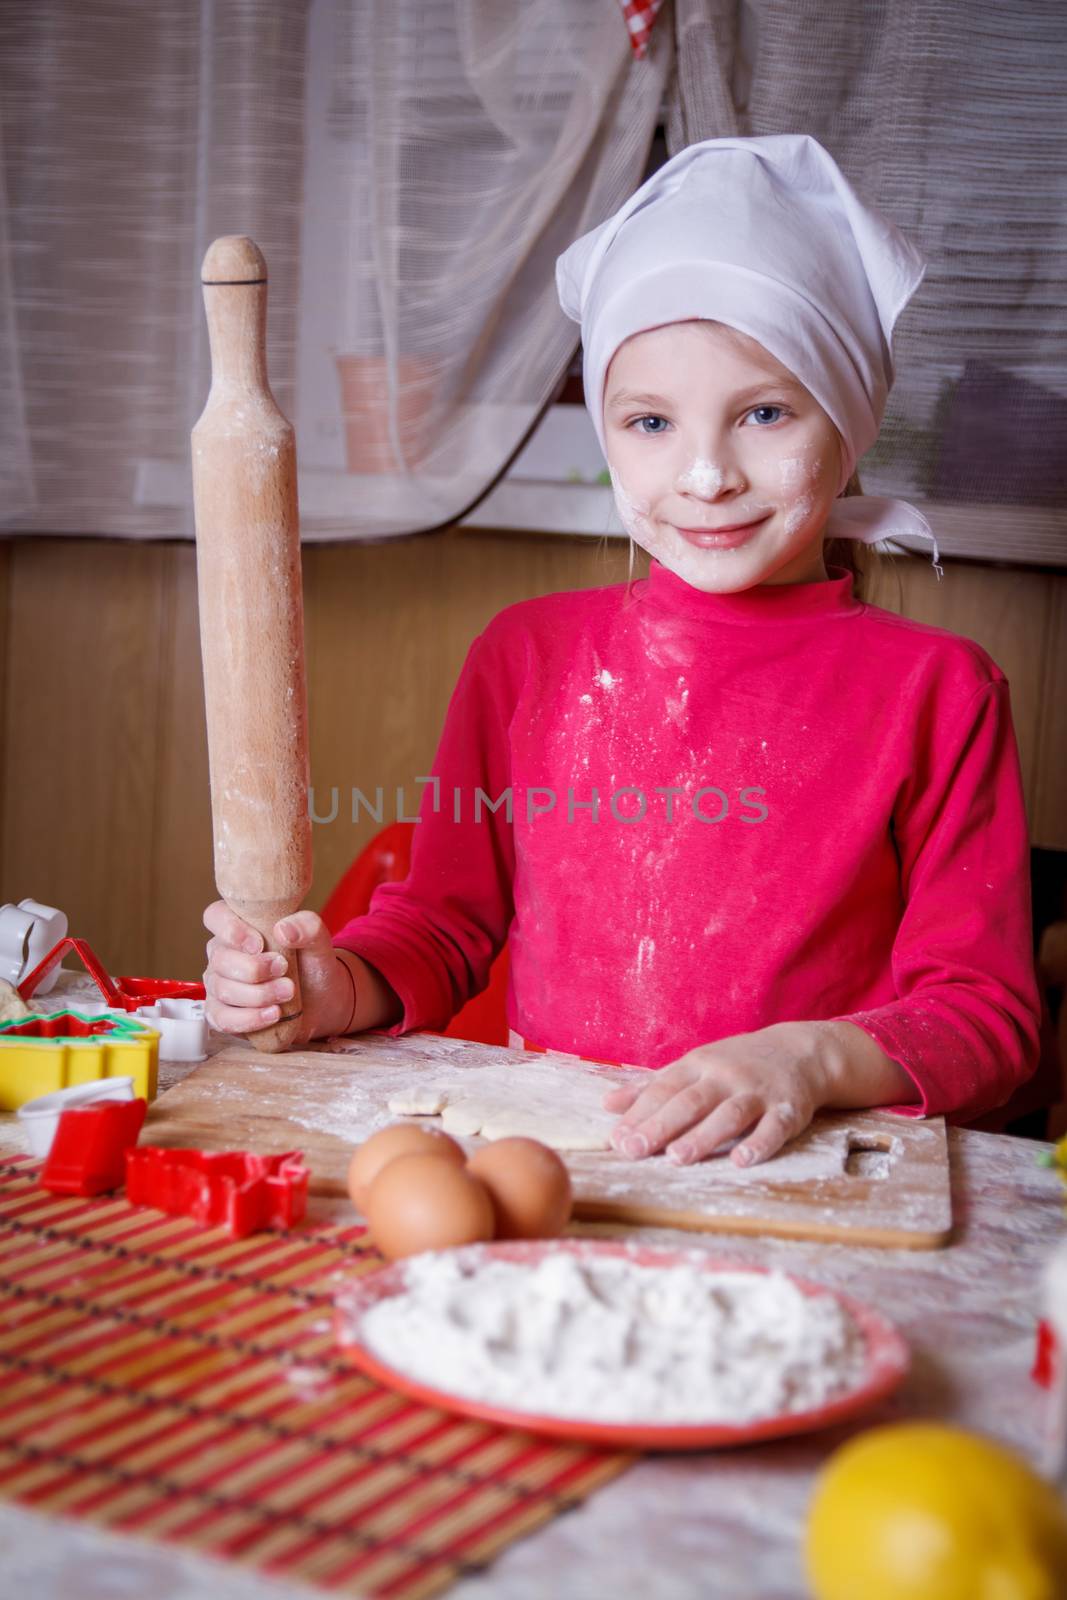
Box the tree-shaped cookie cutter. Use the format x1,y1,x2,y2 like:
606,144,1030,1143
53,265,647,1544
18,936,209,1062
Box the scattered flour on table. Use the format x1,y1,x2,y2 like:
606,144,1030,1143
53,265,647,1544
282,1364,333,1398
344,1250,867,1424
287,1043,630,1158
290,1038,625,1148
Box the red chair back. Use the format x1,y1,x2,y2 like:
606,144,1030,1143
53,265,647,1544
320,822,510,1046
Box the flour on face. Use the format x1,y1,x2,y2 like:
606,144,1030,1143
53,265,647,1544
676,458,725,496
602,323,842,589
609,463,656,544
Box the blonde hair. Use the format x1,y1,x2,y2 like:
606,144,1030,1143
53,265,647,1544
823,466,873,600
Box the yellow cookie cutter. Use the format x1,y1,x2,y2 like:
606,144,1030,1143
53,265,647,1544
0,1010,159,1111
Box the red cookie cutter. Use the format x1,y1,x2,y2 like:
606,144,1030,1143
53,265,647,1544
1033,1317,1061,1389
125,1146,309,1239
40,1099,149,1197
18,936,206,1011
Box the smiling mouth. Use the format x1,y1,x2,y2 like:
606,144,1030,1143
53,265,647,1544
675,514,771,538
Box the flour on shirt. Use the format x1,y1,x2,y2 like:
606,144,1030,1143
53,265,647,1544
346,1249,867,1424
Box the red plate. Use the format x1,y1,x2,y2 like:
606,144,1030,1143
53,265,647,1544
334,1238,909,1451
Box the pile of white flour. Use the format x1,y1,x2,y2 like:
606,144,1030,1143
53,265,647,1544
343,1250,867,1425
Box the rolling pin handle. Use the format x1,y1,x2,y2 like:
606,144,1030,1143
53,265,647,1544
224,901,307,1053
199,237,271,394
246,937,305,1053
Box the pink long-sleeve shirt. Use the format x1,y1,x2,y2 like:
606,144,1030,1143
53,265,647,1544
333,560,1041,1123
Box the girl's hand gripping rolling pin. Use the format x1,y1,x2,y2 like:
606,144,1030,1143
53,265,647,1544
202,902,402,1045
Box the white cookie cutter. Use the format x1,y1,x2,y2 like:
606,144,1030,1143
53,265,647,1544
0,900,68,995
132,997,208,1061
16,1075,136,1159
76,995,208,1062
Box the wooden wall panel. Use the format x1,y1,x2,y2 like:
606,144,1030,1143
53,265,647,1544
0,533,1063,985
1,539,168,971
150,543,214,981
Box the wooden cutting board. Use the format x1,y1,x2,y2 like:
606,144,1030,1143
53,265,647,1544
146,1032,953,1249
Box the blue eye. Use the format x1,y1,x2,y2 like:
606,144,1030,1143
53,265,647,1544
625,407,789,433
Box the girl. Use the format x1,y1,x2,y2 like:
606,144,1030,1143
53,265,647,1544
203,134,1041,1168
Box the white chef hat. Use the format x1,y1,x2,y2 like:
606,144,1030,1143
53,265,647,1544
556,134,941,574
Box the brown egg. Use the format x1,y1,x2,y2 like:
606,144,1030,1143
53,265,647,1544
364,1152,495,1260
347,1123,465,1212
466,1137,572,1239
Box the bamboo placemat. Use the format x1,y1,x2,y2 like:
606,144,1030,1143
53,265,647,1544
0,1155,630,1596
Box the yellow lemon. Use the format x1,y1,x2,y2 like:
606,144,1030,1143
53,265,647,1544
805,1422,1067,1600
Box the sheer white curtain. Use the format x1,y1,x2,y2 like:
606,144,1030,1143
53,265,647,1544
666,0,1067,568
0,1,671,540
9,2,1059,560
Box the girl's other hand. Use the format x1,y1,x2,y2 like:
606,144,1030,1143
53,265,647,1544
602,1022,834,1169
202,902,355,1044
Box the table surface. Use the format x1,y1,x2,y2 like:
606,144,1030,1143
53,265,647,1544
1,971,1064,1600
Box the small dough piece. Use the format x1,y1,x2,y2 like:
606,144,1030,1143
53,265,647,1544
479,1108,611,1151
439,1093,612,1152
387,1086,449,1117
441,1100,497,1137
0,979,30,1023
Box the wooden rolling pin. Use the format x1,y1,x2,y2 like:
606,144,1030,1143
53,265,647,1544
191,235,312,1052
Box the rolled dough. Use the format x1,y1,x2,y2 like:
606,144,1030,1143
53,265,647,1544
387,1083,614,1152
478,1107,612,1151
386,1086,448,1117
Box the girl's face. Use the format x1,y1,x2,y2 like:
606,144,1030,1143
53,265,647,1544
603,321,844,590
